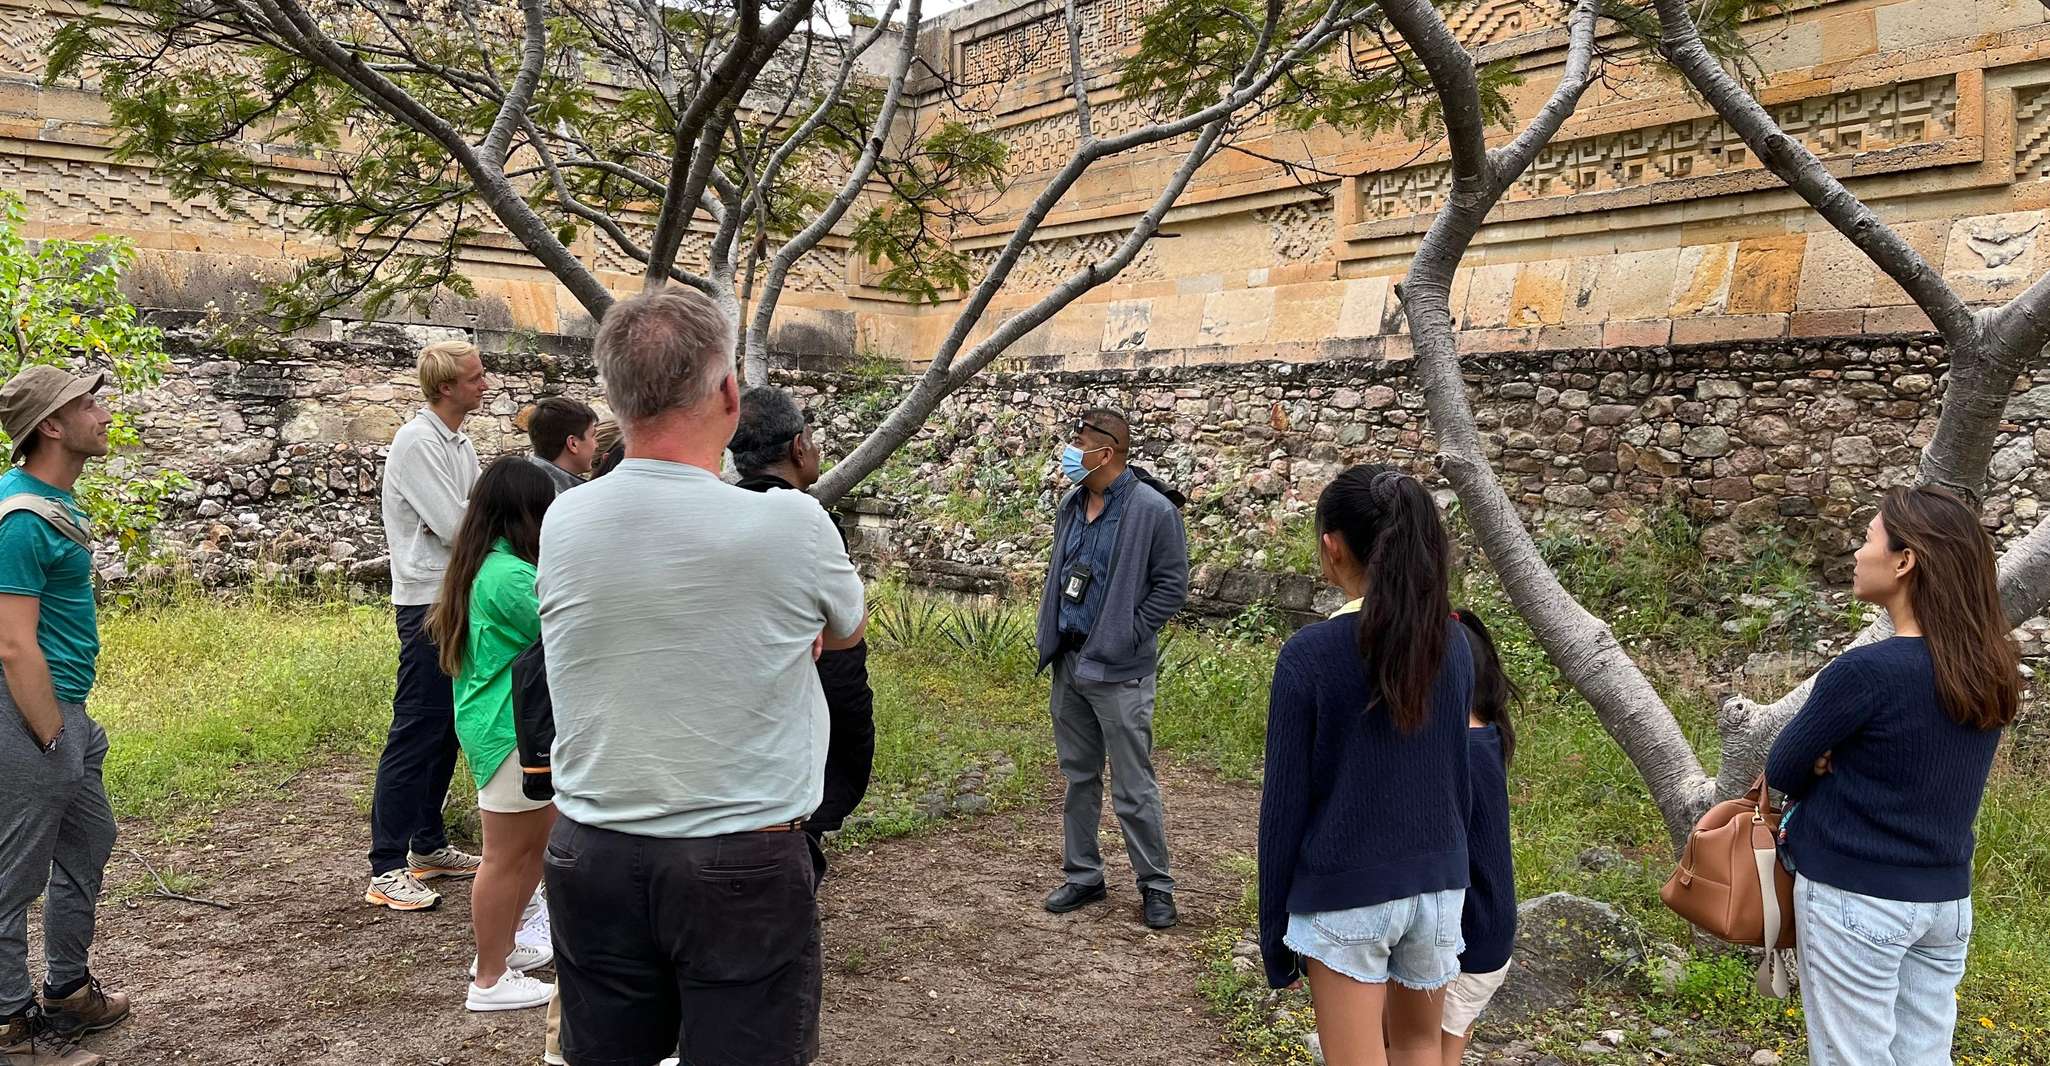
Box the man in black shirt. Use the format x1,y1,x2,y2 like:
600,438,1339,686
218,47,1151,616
730,386,875,880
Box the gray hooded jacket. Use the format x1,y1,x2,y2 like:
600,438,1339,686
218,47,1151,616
1035,473,1190,682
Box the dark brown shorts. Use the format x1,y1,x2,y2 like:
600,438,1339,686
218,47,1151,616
544,817,821,1066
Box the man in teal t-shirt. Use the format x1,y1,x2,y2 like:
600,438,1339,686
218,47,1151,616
0,365,131,1058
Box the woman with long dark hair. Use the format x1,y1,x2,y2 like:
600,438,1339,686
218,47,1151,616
428,456,559,1013
1767,485,2020,1066
1258,465,1474,1066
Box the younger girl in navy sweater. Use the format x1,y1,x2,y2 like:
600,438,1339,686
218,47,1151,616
1259,465,1474,1066
1440,610,1517,1065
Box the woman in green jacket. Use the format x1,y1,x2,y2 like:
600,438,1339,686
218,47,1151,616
429,457,558,1012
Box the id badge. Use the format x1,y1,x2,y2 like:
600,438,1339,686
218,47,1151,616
1062,563,1094,604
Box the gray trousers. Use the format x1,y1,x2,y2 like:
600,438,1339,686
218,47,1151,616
1050,654,1174,893
0,690,116,1017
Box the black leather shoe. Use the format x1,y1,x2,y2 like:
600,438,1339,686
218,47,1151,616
1044,882,1107,913
1142,888,1178,929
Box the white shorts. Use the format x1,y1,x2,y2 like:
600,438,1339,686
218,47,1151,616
1441,962,1511,1037
476,752,552,814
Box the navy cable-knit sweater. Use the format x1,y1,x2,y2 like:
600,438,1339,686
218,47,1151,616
1765,636,2005,903
1257,616,1474,989
1460,724,1516,974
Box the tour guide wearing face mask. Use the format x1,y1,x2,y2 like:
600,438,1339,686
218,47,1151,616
1033,409,1190,932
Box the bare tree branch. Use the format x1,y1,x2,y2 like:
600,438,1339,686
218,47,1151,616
811,0,1369,504
743,0,922,383
1379,0,1714,841
480,0,552,171
229,0,615,317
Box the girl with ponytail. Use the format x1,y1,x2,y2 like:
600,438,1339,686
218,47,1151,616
1257,465,1476,1066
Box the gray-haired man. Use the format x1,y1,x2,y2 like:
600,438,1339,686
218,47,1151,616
1036,408,1189,930
539,287,866,1066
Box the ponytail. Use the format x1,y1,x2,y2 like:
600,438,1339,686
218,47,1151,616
1317,465,1452,733
1452,608,1518,764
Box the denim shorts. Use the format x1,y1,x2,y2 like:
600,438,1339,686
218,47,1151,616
1284,888,1467,990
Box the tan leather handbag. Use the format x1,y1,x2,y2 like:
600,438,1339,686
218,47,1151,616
1660,774,1796,996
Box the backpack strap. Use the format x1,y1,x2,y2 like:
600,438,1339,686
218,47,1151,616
0,494,92,549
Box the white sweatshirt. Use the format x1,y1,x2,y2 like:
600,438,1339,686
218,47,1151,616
380,409,480,606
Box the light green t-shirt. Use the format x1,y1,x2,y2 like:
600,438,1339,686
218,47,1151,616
537,460,867,838
453,539,540,789
0,468,99,703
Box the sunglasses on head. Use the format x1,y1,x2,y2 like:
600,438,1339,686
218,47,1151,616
1073,418,1124,448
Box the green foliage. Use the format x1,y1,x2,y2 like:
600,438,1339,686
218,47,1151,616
942,599,1033,669
871,593,951,649
51,0,992,331
852,123,1008,304
1120,0,1522,142
0,191,188,556
92,586,395,834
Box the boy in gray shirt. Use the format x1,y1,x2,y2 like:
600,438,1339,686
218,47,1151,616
366,341,487,912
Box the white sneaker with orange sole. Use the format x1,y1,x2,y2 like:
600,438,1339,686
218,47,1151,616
365,869,441,911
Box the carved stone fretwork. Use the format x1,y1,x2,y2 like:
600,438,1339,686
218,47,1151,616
2,150,285,236
0,1,58,80
1442,0,1566,47
958,0,1158,89
988,96,1191,177
2016,84,2050,182
962,230,1164,292
1255,198,1336,261
1359,75,1960,221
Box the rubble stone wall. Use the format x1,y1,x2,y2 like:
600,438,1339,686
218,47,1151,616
125,327,2050,666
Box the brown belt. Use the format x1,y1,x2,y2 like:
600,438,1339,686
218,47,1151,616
751,819,806,834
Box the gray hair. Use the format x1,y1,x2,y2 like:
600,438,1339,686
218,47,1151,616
591,286,735,422
731,386,807,476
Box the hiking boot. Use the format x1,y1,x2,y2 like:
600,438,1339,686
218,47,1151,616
465,971,554,1013
39,978,129,1037
366,869,442,911
1043,881,1107,913
1141,888,1178,930
5,1006,104,1066
407,845,482,880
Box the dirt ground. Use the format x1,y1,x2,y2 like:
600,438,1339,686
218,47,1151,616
49,761,1258,1066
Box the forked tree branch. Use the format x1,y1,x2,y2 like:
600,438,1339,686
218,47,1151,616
743,0,923,383
1382,0,1714,841
810,0,1371,504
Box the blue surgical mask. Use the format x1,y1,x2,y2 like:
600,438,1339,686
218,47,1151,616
1060,444,1098,482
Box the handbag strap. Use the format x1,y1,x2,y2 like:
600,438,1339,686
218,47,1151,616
1746,772,1792,998
1750,842,1791,997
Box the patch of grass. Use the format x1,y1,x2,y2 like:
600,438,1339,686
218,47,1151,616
1196,855,1318,1066
93,587,395,835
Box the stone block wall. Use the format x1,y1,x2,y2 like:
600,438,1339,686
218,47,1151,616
13,1,2050,380
110,327,2050,671
122,320,603,586
788,336,2050,604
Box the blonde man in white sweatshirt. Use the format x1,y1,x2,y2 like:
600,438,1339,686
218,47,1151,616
366,340,487,911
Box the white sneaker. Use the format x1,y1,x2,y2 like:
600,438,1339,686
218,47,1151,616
469,941,551,977
365,870,441,911
466,971,554,1012
407,845,482,880
517,896,552,956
